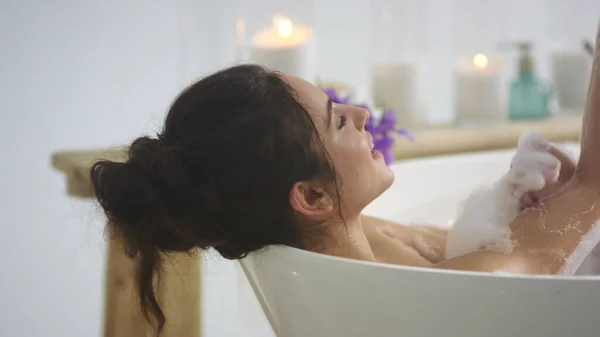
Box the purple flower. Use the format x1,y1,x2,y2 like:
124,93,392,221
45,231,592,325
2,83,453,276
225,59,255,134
374,134,396,164
323,88,413,165
379,109,396,132
396,128,414,143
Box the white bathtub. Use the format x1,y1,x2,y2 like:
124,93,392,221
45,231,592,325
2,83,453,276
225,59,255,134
237,143,600,337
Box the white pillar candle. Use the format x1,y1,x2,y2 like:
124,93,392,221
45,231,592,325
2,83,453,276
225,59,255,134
550,49,592,114
372,61,423,128
455,53,504,124
249,15,315,82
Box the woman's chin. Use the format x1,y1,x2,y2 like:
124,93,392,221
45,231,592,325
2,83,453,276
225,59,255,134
375,166,395,191
383,169,395,188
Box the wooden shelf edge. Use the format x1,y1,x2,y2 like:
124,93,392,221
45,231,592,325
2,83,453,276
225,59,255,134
51,147,128,198
394,115,582,160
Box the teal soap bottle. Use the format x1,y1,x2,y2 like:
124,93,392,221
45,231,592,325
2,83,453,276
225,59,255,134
508,43,550,121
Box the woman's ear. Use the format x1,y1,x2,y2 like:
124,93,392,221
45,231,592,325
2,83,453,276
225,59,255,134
289,182,334,219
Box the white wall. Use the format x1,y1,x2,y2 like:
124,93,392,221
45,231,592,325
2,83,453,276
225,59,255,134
1,1,599,337
0,1,181,337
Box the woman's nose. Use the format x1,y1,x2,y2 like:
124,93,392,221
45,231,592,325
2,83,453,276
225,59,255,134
352,105,369,130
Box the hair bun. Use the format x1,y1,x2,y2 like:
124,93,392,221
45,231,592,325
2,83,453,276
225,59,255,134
91,136,199,257
128,136,181,173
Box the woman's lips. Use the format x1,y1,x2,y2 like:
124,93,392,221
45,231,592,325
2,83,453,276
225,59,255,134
366,132,382,160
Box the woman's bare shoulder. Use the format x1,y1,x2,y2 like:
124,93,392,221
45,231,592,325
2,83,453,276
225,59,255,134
362,215,448,242
362,214,448,264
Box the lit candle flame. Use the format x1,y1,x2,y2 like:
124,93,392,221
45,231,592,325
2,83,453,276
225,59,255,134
236,19,245,44
473,53,488,69
273,15,293,38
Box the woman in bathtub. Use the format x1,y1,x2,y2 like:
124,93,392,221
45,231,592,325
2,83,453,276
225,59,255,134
90,31,600,332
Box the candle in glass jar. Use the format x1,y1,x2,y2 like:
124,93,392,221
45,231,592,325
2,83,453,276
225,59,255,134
455,53,504,124
249,15,315,82
550,49,592,114
372,60,421,128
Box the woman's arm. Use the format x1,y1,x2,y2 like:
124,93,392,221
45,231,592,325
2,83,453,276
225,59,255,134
433,183,600,274
437,25,600,275
433,249,534,273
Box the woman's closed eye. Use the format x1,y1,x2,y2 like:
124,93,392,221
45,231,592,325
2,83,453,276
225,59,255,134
338,114,347,129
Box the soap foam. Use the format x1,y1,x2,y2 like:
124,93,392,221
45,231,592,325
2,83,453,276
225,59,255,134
445,133,558,259
444,184,520,259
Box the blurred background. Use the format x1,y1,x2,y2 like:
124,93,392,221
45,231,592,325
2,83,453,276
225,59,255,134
1,0,599,336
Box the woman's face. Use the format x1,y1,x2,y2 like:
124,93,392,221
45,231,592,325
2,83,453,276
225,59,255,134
285,74,395,216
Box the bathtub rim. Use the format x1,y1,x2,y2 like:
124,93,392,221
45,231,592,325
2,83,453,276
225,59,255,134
248,244,600,281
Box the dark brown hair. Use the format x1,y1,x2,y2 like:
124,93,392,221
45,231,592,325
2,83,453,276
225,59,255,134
90,64,337,333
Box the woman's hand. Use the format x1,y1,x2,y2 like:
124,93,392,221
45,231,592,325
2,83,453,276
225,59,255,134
513,135,576,210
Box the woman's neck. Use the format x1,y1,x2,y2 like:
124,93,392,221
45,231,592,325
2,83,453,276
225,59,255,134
313,215,377,262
